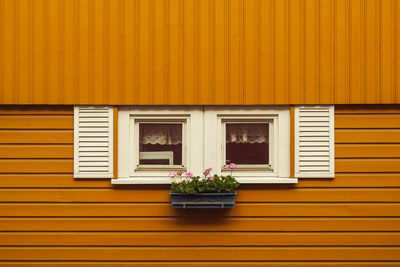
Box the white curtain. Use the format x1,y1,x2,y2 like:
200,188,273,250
140,124,182,145
226,124,268,144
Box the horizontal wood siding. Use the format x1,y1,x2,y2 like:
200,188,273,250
0,1,399,105
0,105,399,265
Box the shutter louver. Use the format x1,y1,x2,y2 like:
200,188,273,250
295,105,335,178
74,106,114,178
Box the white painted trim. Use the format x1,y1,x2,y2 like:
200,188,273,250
112,177,298,185
117,106,292,184
118,106,130,179
204,106,290,179
294,105,335,178
75,173,114,179
73,106,80,177
118,106,204,180
139,151,174,165
74,106,114,179
133,120,186,169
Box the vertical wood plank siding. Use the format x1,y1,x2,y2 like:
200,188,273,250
0,0,400,105
0,105,400,265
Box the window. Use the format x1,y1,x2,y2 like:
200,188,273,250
74,105,334,183
137,122,184,167
203,106,291,183
116,106,204,183
115,106,292,184
224,122,271,167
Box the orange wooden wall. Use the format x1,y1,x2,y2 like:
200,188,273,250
0,105,399,264
0,0,400,105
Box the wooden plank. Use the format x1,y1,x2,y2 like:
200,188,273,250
1,188,400,203
1,0,15,105
0,0,399,106
169,0,183,104
397,0,400,104
77,0,90,104
1,173,400,188
288,0,303,104
297,173,400,187
335,105,400,113
0,247,399,261
0,174,110,188
0,130,73,144
0,203,398,217
228,0,241,104
0,145,73,158
274,0,289,104
149,0,164,105
14,0,28,104
0,115,73,129
0,262,399,267
335,0,350,103
1,232,399,246
363,0,380,103
31,0,45,104
1,0,400,106
0,106,73,114
336,159,400,173
198,0,212,104
0,159,72,173
63,0,76,104
214,0,226,104
0,263,398,267
335,144,400,158
46,0,61,104
319,0,335,104
335,129,400,143
380,0,396,103
258,0,275,104
1,217,399,232
335,115,400,128
349,0,364,103
137,0,151,105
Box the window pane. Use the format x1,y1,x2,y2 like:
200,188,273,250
226,123,269,165
139,124,182,165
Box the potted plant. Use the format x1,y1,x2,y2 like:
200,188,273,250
169,164,240,209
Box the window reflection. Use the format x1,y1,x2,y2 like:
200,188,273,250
139,124,182,165
226,123,269,165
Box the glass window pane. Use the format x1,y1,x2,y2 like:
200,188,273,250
139,124,182,165
226,123,269,165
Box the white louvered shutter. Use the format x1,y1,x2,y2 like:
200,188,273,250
74,106,114,178
295,105,335,178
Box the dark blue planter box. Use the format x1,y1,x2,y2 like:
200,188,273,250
170,192,237,209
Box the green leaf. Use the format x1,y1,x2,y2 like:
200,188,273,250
170,174,240,194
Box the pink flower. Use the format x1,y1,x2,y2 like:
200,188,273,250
185,172,194,178
168,171,177,177
209,176,215,180
203,167,212,176
228,163,237,169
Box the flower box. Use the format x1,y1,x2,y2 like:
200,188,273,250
170,192,237,209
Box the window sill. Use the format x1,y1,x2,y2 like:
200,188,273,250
111,177,298,185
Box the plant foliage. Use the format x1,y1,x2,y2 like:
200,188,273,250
171,174,240,194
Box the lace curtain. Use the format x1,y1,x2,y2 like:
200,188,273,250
140,124,182,145
226,124,269,144
139,123,267,145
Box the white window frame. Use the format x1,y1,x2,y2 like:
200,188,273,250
115,106,203,184
113,106,296,184
134,120,187,169
222,119,274,171
204,106,292,184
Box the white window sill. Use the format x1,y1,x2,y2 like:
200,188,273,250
111,177,298,185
